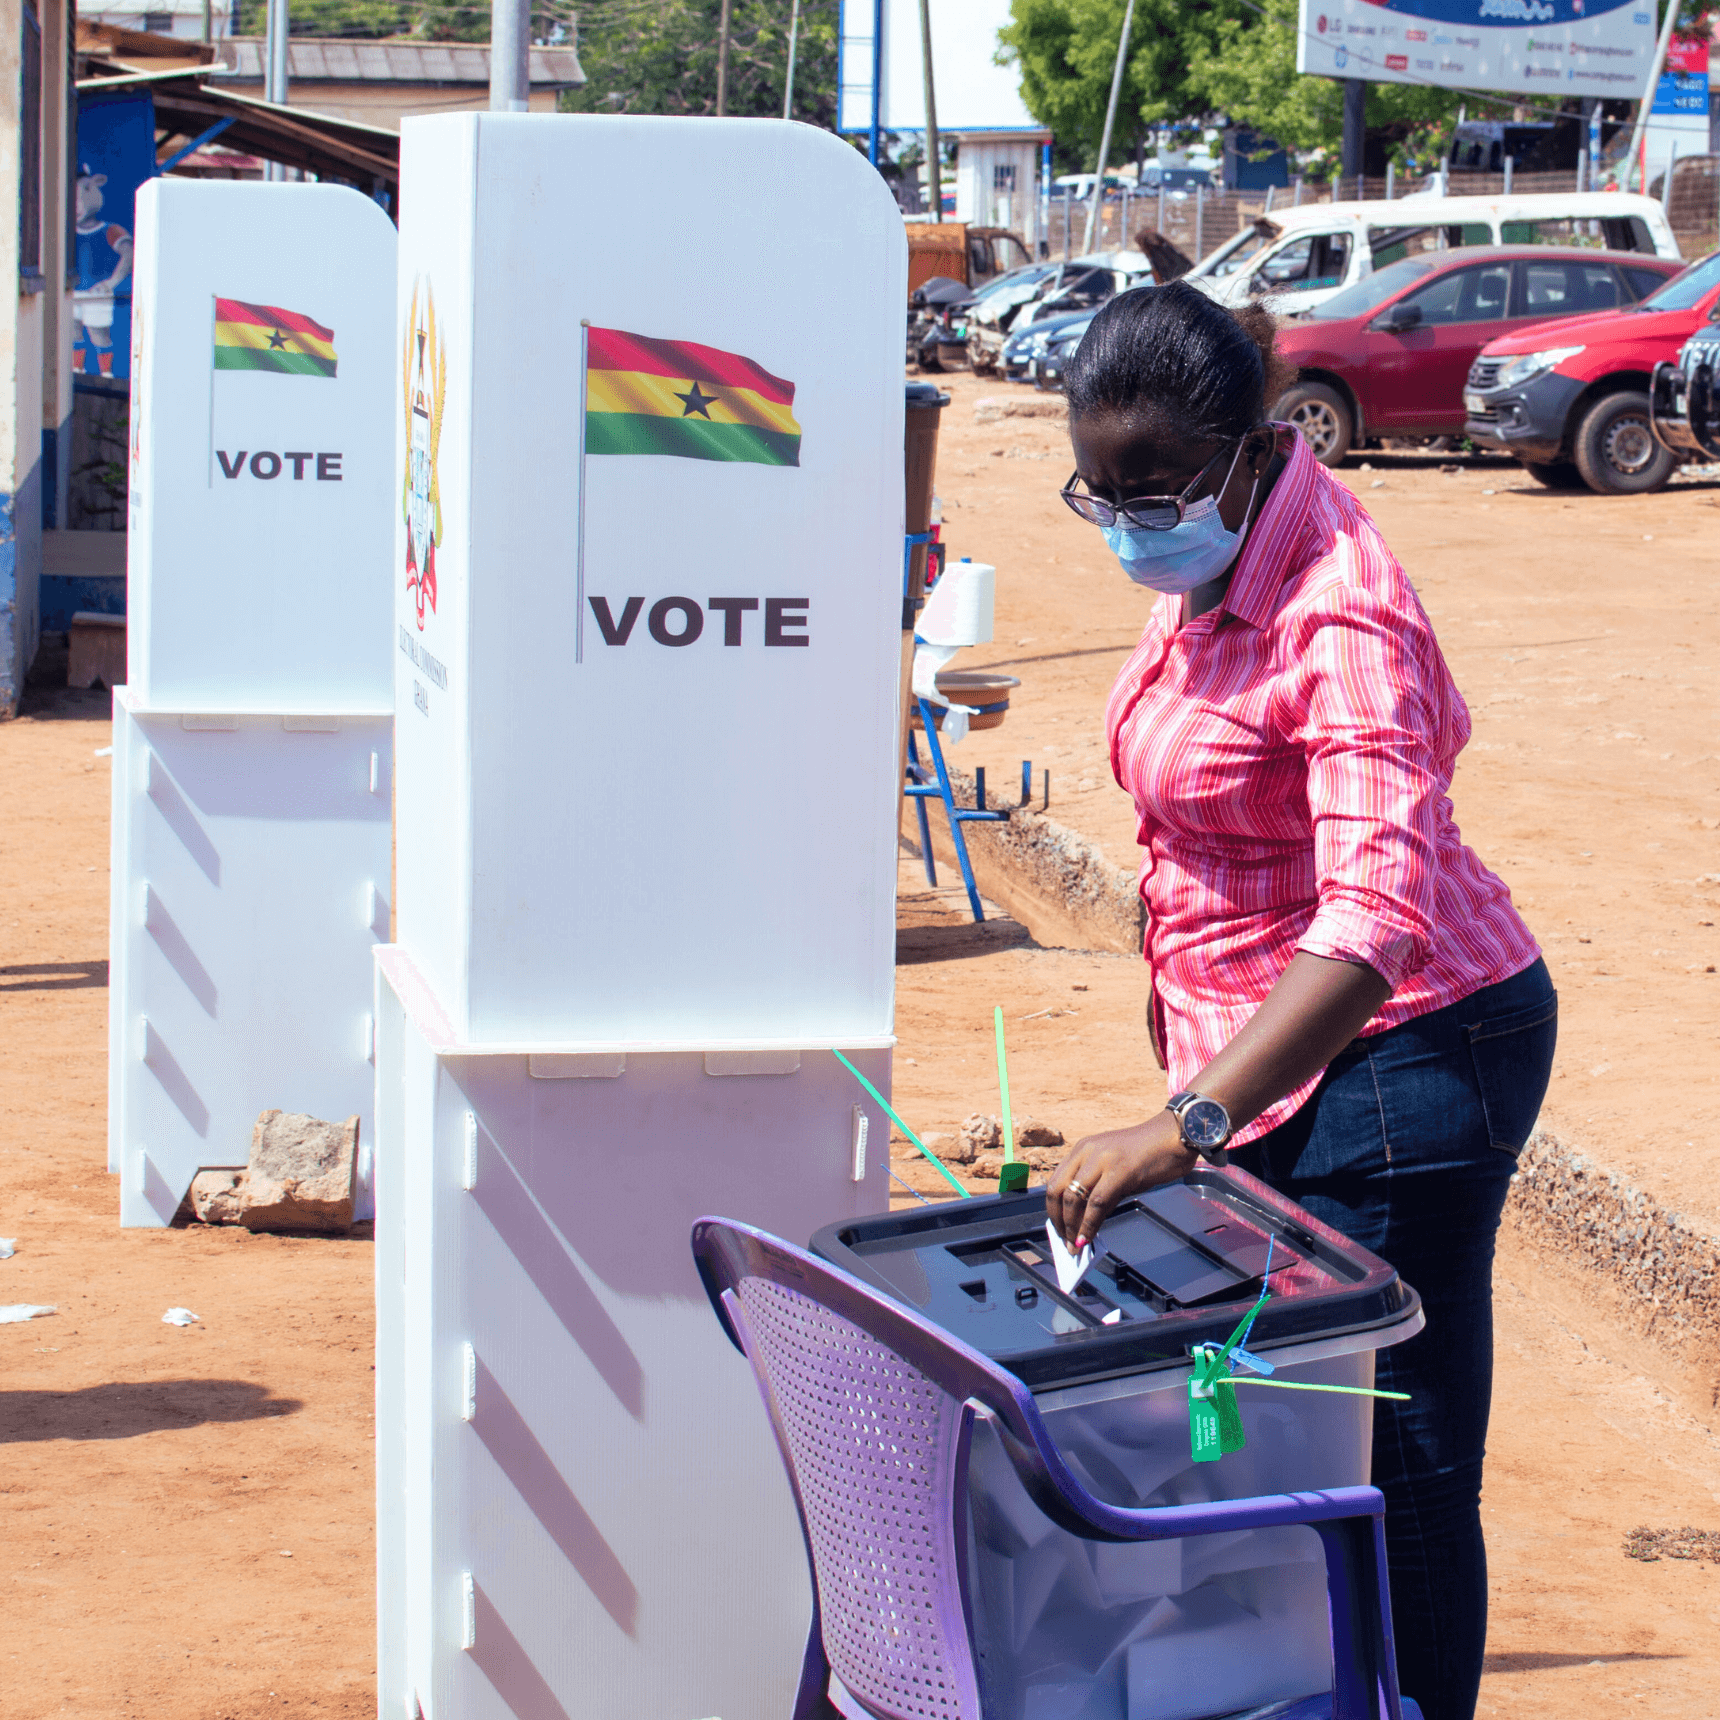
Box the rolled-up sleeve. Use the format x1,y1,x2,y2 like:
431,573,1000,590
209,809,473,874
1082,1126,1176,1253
1283,583,1448,991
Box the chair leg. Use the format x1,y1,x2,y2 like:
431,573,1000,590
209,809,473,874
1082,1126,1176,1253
790,1607,841,1720
917,700,986,923
1312,1512,1403,1720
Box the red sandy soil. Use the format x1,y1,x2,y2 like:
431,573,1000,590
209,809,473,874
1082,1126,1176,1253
3,384,1718,1717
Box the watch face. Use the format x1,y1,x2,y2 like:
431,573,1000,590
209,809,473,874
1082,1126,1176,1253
1181,1099,1230,1150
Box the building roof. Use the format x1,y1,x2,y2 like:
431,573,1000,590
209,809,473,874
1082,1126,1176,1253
79,66,402,191
211,37,585,89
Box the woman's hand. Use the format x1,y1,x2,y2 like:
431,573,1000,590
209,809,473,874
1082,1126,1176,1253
1046,1110,1199,1250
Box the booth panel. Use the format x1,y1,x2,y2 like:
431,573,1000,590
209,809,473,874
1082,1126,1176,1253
374,961,892,1717
110,698,393,1224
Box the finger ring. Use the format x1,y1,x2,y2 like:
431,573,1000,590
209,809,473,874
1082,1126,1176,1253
1066,1180,1090,1201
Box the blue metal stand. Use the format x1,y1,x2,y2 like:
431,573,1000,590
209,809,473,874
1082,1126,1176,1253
900,530,1043,925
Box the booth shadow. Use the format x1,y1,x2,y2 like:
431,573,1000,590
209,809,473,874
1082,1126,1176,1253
0,959,107,992
0,1379,302,1443
472,1580,575,1720
143,1018,211,1136
472,1356,640,1638
896,918,1036,965
472,1125,645,1420
1483,1650,1685,1674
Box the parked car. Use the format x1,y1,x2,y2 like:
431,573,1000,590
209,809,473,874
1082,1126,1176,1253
1465,249,1720,493
1034,313,1097,391
1186,191,1681,317
907,274,976,371
1000,308,1094,382
1650,299,1720,460
1140,165,1219,198
966,251,1152,373
1270,245,1682,466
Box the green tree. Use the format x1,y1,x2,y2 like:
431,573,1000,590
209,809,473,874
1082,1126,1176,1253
561,0,837,125
232,0,507,42
1183,0,1477,161
998,0,1236,167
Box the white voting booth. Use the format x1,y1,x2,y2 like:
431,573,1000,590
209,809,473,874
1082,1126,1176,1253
375,114,905,1720
108,181,396,1226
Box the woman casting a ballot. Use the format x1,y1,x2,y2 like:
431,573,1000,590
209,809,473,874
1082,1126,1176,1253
1044,282,1557,1720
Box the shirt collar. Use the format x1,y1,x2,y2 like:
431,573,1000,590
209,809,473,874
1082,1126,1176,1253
1218,424,1315,631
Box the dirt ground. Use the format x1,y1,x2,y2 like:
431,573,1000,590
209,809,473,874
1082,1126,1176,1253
2,378,1717,1717
921,369,1720,1230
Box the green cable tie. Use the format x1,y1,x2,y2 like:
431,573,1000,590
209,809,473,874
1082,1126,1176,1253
831,1049,970,1199
994,1006,1028,1193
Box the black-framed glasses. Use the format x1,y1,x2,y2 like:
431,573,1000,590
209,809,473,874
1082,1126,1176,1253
1059,440,1237,531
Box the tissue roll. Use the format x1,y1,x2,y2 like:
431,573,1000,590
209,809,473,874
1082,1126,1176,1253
917,560,996,647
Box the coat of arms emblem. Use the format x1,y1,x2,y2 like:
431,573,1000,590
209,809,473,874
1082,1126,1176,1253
402,279,446,631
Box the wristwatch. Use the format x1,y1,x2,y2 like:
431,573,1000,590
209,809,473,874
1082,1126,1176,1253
1167,1091,1234,1165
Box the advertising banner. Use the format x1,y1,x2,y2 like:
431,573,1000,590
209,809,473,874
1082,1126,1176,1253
1296,0,1656,100
1652,33,1708,114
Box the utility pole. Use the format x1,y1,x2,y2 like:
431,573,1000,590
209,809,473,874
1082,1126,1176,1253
1623,0,1684,192
1082,0,1135,253
917,0,941,220
1341,77,1365,189
715,0,733,116
490,0,530,111
202,0,212,43
783,0,801,119
264,0,289,180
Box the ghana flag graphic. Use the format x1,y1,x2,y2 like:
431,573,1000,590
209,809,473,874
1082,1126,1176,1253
213,298,338,378
585,327,800,467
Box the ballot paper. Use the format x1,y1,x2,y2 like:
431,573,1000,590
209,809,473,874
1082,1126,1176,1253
1044,1221,1093,1295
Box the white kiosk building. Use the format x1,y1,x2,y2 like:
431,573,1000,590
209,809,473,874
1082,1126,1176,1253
375,114,907,1719
107,180,397,1225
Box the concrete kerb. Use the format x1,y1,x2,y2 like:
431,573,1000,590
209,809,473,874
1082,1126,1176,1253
909,770,1719,1360
1507,1128,1720,1362
911,761,1144,955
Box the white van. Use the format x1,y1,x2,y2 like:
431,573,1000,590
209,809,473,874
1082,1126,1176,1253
1186,192,1681,315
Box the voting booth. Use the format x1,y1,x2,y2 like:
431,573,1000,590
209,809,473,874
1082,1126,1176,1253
108,181,396,1225
374,114,907,1720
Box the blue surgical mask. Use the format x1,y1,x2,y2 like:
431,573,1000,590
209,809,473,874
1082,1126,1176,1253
1102,445,1259,595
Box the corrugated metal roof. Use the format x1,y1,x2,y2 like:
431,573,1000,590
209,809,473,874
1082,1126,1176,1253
213,37,584,87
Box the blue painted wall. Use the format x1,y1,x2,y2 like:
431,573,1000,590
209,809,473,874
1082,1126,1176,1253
0,455,42,715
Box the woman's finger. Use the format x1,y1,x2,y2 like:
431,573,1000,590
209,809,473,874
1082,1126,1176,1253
1047,1150,1100,1249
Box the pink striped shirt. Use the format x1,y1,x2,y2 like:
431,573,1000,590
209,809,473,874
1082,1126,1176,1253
1105,426,1540,1142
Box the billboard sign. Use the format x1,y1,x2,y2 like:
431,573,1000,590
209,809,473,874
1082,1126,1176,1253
1296,0,1656,100
1652,33,1708,113
839,0,1042,134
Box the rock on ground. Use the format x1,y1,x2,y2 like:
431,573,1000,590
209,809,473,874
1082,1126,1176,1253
239,1110,359,1233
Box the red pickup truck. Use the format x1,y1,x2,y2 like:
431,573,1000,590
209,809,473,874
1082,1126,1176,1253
1464,250,1720,492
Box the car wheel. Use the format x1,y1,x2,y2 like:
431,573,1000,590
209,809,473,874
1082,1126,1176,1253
1572,391,1677,494
1274,382,1352,466
1519,459,1585,490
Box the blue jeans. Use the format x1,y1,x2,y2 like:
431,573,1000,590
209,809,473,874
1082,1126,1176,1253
1229,958,1557,1720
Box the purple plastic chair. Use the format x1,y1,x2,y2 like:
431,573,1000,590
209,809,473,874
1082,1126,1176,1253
693,1215,1422,1720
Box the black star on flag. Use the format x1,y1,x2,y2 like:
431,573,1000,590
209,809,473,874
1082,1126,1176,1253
267,328,289,350
675,381,718,418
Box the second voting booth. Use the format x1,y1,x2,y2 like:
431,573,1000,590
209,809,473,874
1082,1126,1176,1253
375,115,908,1719
109,182,397,1226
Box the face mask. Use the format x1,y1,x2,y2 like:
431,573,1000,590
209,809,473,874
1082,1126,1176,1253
1101,443,1259,595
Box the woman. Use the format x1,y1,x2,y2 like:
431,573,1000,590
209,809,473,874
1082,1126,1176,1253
1045,281,1556,1720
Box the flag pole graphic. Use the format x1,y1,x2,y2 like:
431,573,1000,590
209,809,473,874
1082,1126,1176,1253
207,294,217,487
576,318,589,664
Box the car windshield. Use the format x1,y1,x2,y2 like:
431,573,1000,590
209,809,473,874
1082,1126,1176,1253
972,263,1059,302
1305,256,1436,320
1637,250,1720,312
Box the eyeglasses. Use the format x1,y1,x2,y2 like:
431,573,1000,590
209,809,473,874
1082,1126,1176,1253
1059,441,1237,531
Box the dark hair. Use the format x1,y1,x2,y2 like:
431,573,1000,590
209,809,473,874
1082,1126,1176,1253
1064,280,1296,443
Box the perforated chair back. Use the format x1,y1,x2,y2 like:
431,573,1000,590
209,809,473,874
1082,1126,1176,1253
731,1272,982,1720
